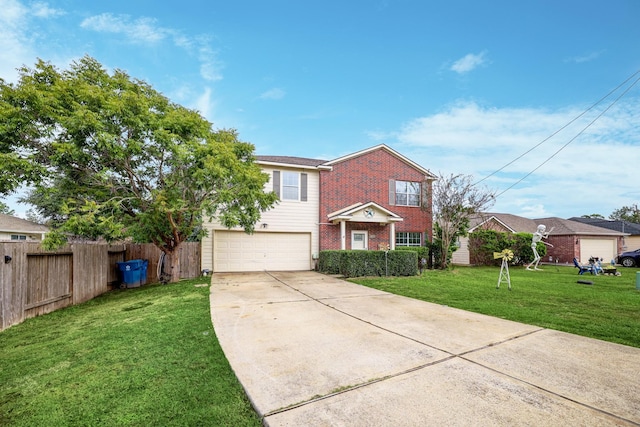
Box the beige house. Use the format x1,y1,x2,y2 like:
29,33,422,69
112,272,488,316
201,156,322,272
0,213,49,241
201,145,435,273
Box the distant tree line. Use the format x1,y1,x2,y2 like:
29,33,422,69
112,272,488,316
582,204,640,223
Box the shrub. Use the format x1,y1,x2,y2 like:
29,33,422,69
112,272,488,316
395,246,429,270
317,250,418,278
317,250,342,274
469,230,546,266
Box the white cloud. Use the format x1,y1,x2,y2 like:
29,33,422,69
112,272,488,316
565,50,605,64
80,13,167,43
193,86,216,122
197,40,223,82
81,13,223,82
32,1,65,18
259,88,286,100
450,51,488,74
0,0,32,82
393,98,640,218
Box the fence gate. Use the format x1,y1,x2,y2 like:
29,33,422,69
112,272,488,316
24,252,73,318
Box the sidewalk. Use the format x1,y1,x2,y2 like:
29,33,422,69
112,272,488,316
210,271,640,426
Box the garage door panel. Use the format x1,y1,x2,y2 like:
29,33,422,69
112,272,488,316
579,239,616,264
214,231,311,272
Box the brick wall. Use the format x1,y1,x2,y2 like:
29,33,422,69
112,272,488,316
319,148,433,250
545,235,577,264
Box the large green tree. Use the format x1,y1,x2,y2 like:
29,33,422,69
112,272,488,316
0,56,277,282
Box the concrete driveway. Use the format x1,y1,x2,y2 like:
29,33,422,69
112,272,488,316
210,271,640,426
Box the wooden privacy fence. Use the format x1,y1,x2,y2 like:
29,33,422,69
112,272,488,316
0,242,201,331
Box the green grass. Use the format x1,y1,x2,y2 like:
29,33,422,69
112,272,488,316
350,265,640,348
3,267,639,425
0,278,260,427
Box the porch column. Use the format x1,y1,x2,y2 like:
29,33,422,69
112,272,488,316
389,222,395,250
340,220,346,250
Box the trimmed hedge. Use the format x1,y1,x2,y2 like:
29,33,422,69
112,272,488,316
317,250,418,278
317,250,342,274
394,246,429,270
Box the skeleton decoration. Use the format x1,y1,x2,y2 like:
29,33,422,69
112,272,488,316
526,224,554,271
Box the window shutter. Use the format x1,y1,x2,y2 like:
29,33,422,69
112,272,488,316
389,179,396,205
273,171,280,198
420,181,428,208
300,173,307,202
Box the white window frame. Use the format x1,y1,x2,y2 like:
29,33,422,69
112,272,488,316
395,232,422,247
11,234,27,241
281,171,300,201
395,180,421,207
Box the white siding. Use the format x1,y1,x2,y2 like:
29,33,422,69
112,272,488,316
0,232,44,241
623,236,640,252
451,236,471,265
201,166,320,272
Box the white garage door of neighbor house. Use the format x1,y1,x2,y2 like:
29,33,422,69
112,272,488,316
214,231,311,272
579,238,617,264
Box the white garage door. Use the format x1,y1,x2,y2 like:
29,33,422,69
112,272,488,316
579,238,617,264
214,231,311,272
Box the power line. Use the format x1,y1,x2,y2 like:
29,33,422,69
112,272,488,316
474,69,640,189
493,72,640,199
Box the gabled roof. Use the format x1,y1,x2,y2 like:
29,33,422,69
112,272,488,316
0,213,49,234
469,213,538,233
534,217,627,236
327,201,403,223
469,213,626,236
321,144,436,179
256,155,327,169
257,145,436,178
257,144,436,178
568,217,640,235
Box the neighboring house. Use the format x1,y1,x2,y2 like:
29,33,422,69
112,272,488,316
201,144,436,272
568,217,640,252
537,217,626,265
451,213,538,265
0,213,49,241
452,213,626,266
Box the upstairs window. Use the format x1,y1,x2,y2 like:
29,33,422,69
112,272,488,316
394,180,420,206
272,171,308,201
282,171,299,200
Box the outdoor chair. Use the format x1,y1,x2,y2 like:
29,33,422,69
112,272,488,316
573,258,595,275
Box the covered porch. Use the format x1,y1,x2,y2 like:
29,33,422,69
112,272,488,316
327,202,403,250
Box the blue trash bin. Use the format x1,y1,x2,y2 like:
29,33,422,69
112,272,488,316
140,260,149,285
117,260,143,288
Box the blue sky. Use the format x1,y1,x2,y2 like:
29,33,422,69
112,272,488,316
2,0,640,219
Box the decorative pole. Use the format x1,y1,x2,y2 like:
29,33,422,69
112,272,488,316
494,249,514,290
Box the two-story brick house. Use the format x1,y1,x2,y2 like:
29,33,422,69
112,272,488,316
201,144,435,272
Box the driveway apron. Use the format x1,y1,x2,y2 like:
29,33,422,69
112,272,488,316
210,271,640,426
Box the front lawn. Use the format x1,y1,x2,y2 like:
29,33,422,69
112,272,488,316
350,264,640,348
0,278,260,427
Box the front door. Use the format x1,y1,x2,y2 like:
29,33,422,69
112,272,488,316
351,231,368,250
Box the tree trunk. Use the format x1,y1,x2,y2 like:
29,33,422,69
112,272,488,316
164,247,182,283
